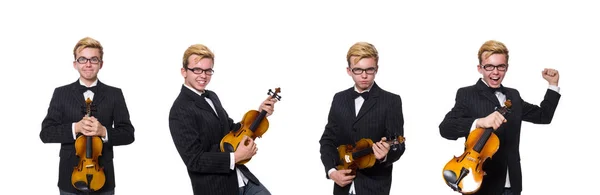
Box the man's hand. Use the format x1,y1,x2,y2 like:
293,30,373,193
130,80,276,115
234,136,257,163
259,97,278,117
330,169,355,187
372,137,390,160
542,68,559,86
77,116,106,137
476,111,507,130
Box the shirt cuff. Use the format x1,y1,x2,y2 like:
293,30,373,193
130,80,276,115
548,85,560,94
230,153,235,170
471,119,478,132
101,127,108,143
72,123,77,140
381,155,388,162
328,168,336,178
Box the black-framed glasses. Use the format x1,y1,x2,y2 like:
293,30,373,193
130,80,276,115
76,57,102,64
186,67,214,75
351,67,377,75
481,64,508,71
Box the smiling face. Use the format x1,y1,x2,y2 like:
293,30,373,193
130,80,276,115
478,53,508,88
476,40,510,88
73,47,103,85
181,55,213,92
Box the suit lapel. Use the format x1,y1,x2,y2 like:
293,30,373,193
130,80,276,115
180,86,217,117
69,81,85,108
92,80,107,106
337,88,357,123
205,90,229,127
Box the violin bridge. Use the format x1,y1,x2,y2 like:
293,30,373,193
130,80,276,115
85,164,95,168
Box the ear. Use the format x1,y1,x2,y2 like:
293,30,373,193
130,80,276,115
346,67,352,76
73,61,77,70
98,61,103,69
181,67,187,78
477,64,483,74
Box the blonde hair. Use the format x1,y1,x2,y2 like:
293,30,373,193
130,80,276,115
478,40,509,64
73,37,104,60
182,44,214,68
346,42,379,67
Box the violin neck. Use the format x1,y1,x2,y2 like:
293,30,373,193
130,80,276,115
86,136,93,159
473,106,510,153
473,128,494,153
249,110,268,132
353,147,374,159
352,140,397,159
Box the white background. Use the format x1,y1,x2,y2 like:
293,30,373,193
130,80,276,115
1,0,597,194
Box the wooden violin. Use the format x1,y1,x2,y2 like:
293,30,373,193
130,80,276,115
336,135,405,175
442,100,512,194
72,97,105,192
219,87,282,165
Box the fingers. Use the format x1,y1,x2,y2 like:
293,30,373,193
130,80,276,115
542,68,559,77
491,112,506,130
372,145,382,158
483,112,507,130
335,171,355,185
241,135,249,144
259,98,278,116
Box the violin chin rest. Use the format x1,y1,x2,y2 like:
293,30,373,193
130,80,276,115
443,170,461,191
223,142,234,153
73,181,90,192
443,170,457,183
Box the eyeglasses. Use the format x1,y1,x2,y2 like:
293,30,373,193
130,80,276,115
186,67,214,75
76,57,102,64
351,67,377,75
481,64,508,71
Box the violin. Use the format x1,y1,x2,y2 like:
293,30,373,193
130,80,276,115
442,100,512,194
220,87,282,165
72,97,105,192
336,135,405,175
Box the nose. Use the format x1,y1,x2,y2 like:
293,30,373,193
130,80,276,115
361,72,368,78
491,68,500,74
199,72,208,78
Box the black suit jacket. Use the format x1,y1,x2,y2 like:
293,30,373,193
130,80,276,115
40,80,135,193
168,85,259,195
319,82,406,195
439,79,560,195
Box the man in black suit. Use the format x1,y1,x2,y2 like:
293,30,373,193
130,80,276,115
40,37,135,195
439,40,561,195
319,42,406,195
168,44,277,195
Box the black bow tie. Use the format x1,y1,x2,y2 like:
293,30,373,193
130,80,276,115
489,86,505,94
352,91,369,100
201,92,210,99
79,85,97,94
